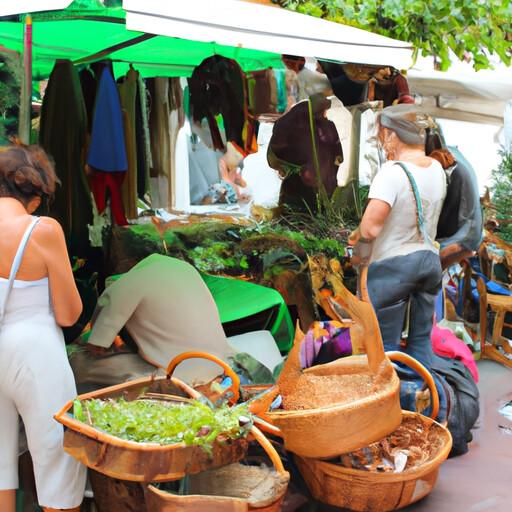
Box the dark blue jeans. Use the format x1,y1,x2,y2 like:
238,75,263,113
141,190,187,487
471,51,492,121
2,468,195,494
367,250,443,370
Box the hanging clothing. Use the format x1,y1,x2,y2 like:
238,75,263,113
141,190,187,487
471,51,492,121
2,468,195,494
0,218,87,508
89,168,128,226
136,75,152,200
373,72,412,107
247,69,278,115
148,77,172,208
284,68,300,110
296,67,332,100
78,67,97,135
188,55,256,154
318,61,368,107
118,68,139,219
273,68,288,113
268,96,342,212
168,78,185,208
39,60,93,254
326,97,353,187
87,67,128,173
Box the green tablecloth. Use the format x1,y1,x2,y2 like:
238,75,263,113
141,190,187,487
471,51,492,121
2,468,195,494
105,271,294,352
201,273,294,351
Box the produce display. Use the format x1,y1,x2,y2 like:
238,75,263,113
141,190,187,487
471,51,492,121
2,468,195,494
336,415,447,473
73,397,252,451
281,373,376,410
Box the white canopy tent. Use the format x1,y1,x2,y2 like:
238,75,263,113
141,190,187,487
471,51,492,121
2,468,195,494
408,69,512,125
123,0,414,70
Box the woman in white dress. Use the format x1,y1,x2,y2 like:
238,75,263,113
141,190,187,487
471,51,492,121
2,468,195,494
0,144,86,512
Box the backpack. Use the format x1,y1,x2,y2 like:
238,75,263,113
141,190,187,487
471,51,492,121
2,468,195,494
394,355,479,457
431,357,480,457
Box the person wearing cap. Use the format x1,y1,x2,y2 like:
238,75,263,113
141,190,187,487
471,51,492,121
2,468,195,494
349,105,446,370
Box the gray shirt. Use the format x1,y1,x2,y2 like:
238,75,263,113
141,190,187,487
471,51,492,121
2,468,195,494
368,160,447,263
88,254,233,384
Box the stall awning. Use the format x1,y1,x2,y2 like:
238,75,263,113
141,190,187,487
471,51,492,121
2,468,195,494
0,1,73,16
123,0,414,70
408,69,512,124
0,1,283,79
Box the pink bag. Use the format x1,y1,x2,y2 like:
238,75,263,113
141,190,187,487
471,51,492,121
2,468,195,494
431,324,479,383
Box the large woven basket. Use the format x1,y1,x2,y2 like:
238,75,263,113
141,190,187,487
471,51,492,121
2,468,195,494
54,353,249,482
266,267,402,458
145,426,289,512
295,411,452,511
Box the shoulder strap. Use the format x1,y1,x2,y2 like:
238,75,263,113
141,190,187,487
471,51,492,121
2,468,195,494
394,161,435,247
0,217,41,321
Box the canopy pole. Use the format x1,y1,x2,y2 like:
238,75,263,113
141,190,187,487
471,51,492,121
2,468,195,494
19,14,32,144
73,33,157,66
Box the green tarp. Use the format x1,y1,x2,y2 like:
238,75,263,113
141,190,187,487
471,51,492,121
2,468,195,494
106,271,294,352
201,273,294,351
0,0,282,79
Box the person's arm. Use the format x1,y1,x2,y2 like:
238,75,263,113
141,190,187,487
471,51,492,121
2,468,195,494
348,165,397,266
87,274,141,349
350,199,391,267
359,199,392,240
39,217,82,326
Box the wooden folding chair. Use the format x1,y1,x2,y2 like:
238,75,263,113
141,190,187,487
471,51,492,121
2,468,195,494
477,276,512,368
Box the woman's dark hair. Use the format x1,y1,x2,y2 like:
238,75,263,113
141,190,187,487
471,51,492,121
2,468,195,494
0,142,59,207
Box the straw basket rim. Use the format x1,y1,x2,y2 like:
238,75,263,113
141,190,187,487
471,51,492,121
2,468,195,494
268,368,400,419
55,375,242,453
295,411,453,482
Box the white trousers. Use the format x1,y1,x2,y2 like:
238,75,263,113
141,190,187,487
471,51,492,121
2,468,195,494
0,286,87,508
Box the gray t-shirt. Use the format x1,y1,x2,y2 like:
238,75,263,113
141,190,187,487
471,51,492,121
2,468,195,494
88,254,232,384
368,159,447,263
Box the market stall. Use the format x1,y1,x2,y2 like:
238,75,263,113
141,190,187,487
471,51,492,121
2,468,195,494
3,2,495,512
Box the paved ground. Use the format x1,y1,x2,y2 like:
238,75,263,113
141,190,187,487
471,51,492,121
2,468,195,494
286,360,512,512
404,360,512,512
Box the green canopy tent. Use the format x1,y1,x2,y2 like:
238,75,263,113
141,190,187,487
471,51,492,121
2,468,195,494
0,0,294,352
0,0,283,79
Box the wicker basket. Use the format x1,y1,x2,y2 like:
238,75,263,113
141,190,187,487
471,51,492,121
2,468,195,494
145,426,290,512
295,411,452,511
54,353,249,482
266,267,402,458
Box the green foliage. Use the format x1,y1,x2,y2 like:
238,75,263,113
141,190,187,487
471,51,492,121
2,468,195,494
73,398,251,450
277,0,512,70
491,150,512,243
243,223,346,260
126,218,346,277
190,242,249,273
0,53,21,142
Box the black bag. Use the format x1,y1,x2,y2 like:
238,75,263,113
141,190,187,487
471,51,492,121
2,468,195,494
431,357,480,457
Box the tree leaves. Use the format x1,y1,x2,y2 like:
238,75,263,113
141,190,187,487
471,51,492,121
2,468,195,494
276,0,512,70
491,150,512,243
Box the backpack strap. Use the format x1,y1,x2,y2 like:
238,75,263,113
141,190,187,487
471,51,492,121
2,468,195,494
394,161,438,249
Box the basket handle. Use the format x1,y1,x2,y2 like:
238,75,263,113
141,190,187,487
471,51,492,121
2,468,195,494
386,351,439,420
253,416,283,437
319,262,386,375
249,425,287,476
166,351,240,404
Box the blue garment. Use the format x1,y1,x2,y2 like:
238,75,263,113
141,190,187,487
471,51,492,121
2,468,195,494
273,69,287,113
87,68,128,172
456,257,512,316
